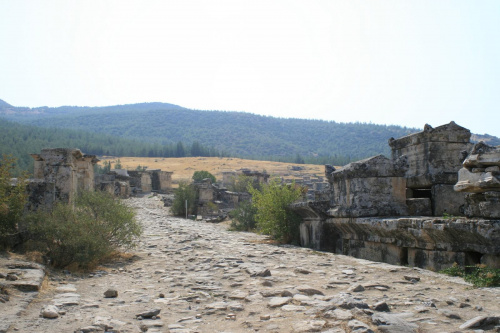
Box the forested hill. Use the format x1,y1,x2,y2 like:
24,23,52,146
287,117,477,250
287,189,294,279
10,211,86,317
1,99,499,166
0,118,225,174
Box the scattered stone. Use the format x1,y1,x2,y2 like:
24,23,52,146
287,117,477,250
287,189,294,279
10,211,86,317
296,285,324,296
373,301,390,312
459,316,500,329
103,288,118,298
268,297,291,308
136,308,161,319
372,313,418,333
294,267,311,274
41,305,60,319
348,284,365,292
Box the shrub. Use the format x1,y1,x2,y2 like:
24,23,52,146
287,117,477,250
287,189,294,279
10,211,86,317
171,181,197,217
228,174,261,193
0,155,27,243
230,200,257,231
440,263,500,288
26,190,141,269
249,179,303,243
192,170,216,183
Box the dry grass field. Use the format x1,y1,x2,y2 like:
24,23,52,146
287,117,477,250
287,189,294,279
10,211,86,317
99,156,327,184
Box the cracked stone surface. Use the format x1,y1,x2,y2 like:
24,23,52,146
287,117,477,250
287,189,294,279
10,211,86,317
2,196,499,332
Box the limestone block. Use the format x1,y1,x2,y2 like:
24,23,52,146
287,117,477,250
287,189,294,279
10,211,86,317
327,155,408,217
389,122,473,188
454,168,500,193
431,184,467,216
406,198,432,216
462,192,500,219
408,248,465,271
463,142,500,168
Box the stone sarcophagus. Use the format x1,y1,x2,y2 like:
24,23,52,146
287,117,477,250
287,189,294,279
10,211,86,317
326,155,408,218
31,148,98,204
389,121,473,216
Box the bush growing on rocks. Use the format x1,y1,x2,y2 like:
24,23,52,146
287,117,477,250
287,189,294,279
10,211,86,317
171,181,198,217
229,200,257,231
0,155,27,249
25,190,141,269
249,179,303,243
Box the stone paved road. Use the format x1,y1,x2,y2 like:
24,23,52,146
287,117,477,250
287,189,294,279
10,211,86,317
3,196,500,332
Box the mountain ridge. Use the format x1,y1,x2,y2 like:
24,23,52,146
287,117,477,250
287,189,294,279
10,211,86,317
1,99,498,163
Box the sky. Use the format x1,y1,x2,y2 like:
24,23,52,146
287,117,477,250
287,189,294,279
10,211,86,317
1,0,499,136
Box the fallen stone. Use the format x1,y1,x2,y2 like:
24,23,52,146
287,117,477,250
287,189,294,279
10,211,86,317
136,308,161,318
372,313,417,333
296,285,324,296
268,297,291,308
459,315,500,329
103,288,118,298
373,301,390,312
41,305,59,319
348,284,365,292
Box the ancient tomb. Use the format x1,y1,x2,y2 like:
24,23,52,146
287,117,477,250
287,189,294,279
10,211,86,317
294,122,499,270
31,148,99,204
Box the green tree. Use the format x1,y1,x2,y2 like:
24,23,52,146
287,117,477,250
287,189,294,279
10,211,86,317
25,190,141,269
176,142,186,157
249,179,303,244
114,159,122,169
229,200,257,231
171,181,197,217
228,174,260,193
0,155,28,242
192,170,216,183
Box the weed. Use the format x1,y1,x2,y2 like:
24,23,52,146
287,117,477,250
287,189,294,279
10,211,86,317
440,263,500,287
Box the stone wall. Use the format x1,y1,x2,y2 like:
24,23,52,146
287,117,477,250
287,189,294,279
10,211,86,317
326,155,408,218
31,148,98,204
302,216,500,271
389,122,473,216
295,122,500,271
455,142,500,218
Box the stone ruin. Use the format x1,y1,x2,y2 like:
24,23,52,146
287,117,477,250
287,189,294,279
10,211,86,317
294,122,500,270
29,148,98,208
455,142,500,218
26,149,173,210
96,169,173,197
195,170,267,220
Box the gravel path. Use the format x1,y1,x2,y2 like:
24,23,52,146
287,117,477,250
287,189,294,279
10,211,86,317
3,196,500,332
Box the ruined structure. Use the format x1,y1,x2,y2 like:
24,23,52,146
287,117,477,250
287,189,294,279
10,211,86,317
389,121,473,216
96,169,173,197
294,122,500,270
30,148,98,205
455,142,500,218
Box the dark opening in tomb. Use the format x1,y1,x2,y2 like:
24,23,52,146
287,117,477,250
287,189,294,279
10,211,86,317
465,251,482,266
400,247,409,266
412,189,432,199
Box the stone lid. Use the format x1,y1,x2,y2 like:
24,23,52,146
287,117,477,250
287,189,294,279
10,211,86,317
462,142,500,168
328,155,407,181
388,122,471,150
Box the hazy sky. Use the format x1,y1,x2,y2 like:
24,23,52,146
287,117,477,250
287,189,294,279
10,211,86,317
1,1,499,136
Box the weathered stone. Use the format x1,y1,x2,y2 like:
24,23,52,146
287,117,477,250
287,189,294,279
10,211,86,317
458,315,500,329
136,308,161,318
267,297,291,308
455,167,500,193
41,305,60,319
372,313,418,333
103,289,118,298
373,301,390,312
326,155,408,218
31,148,98,204
389,122,473,188
296,285,324,296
